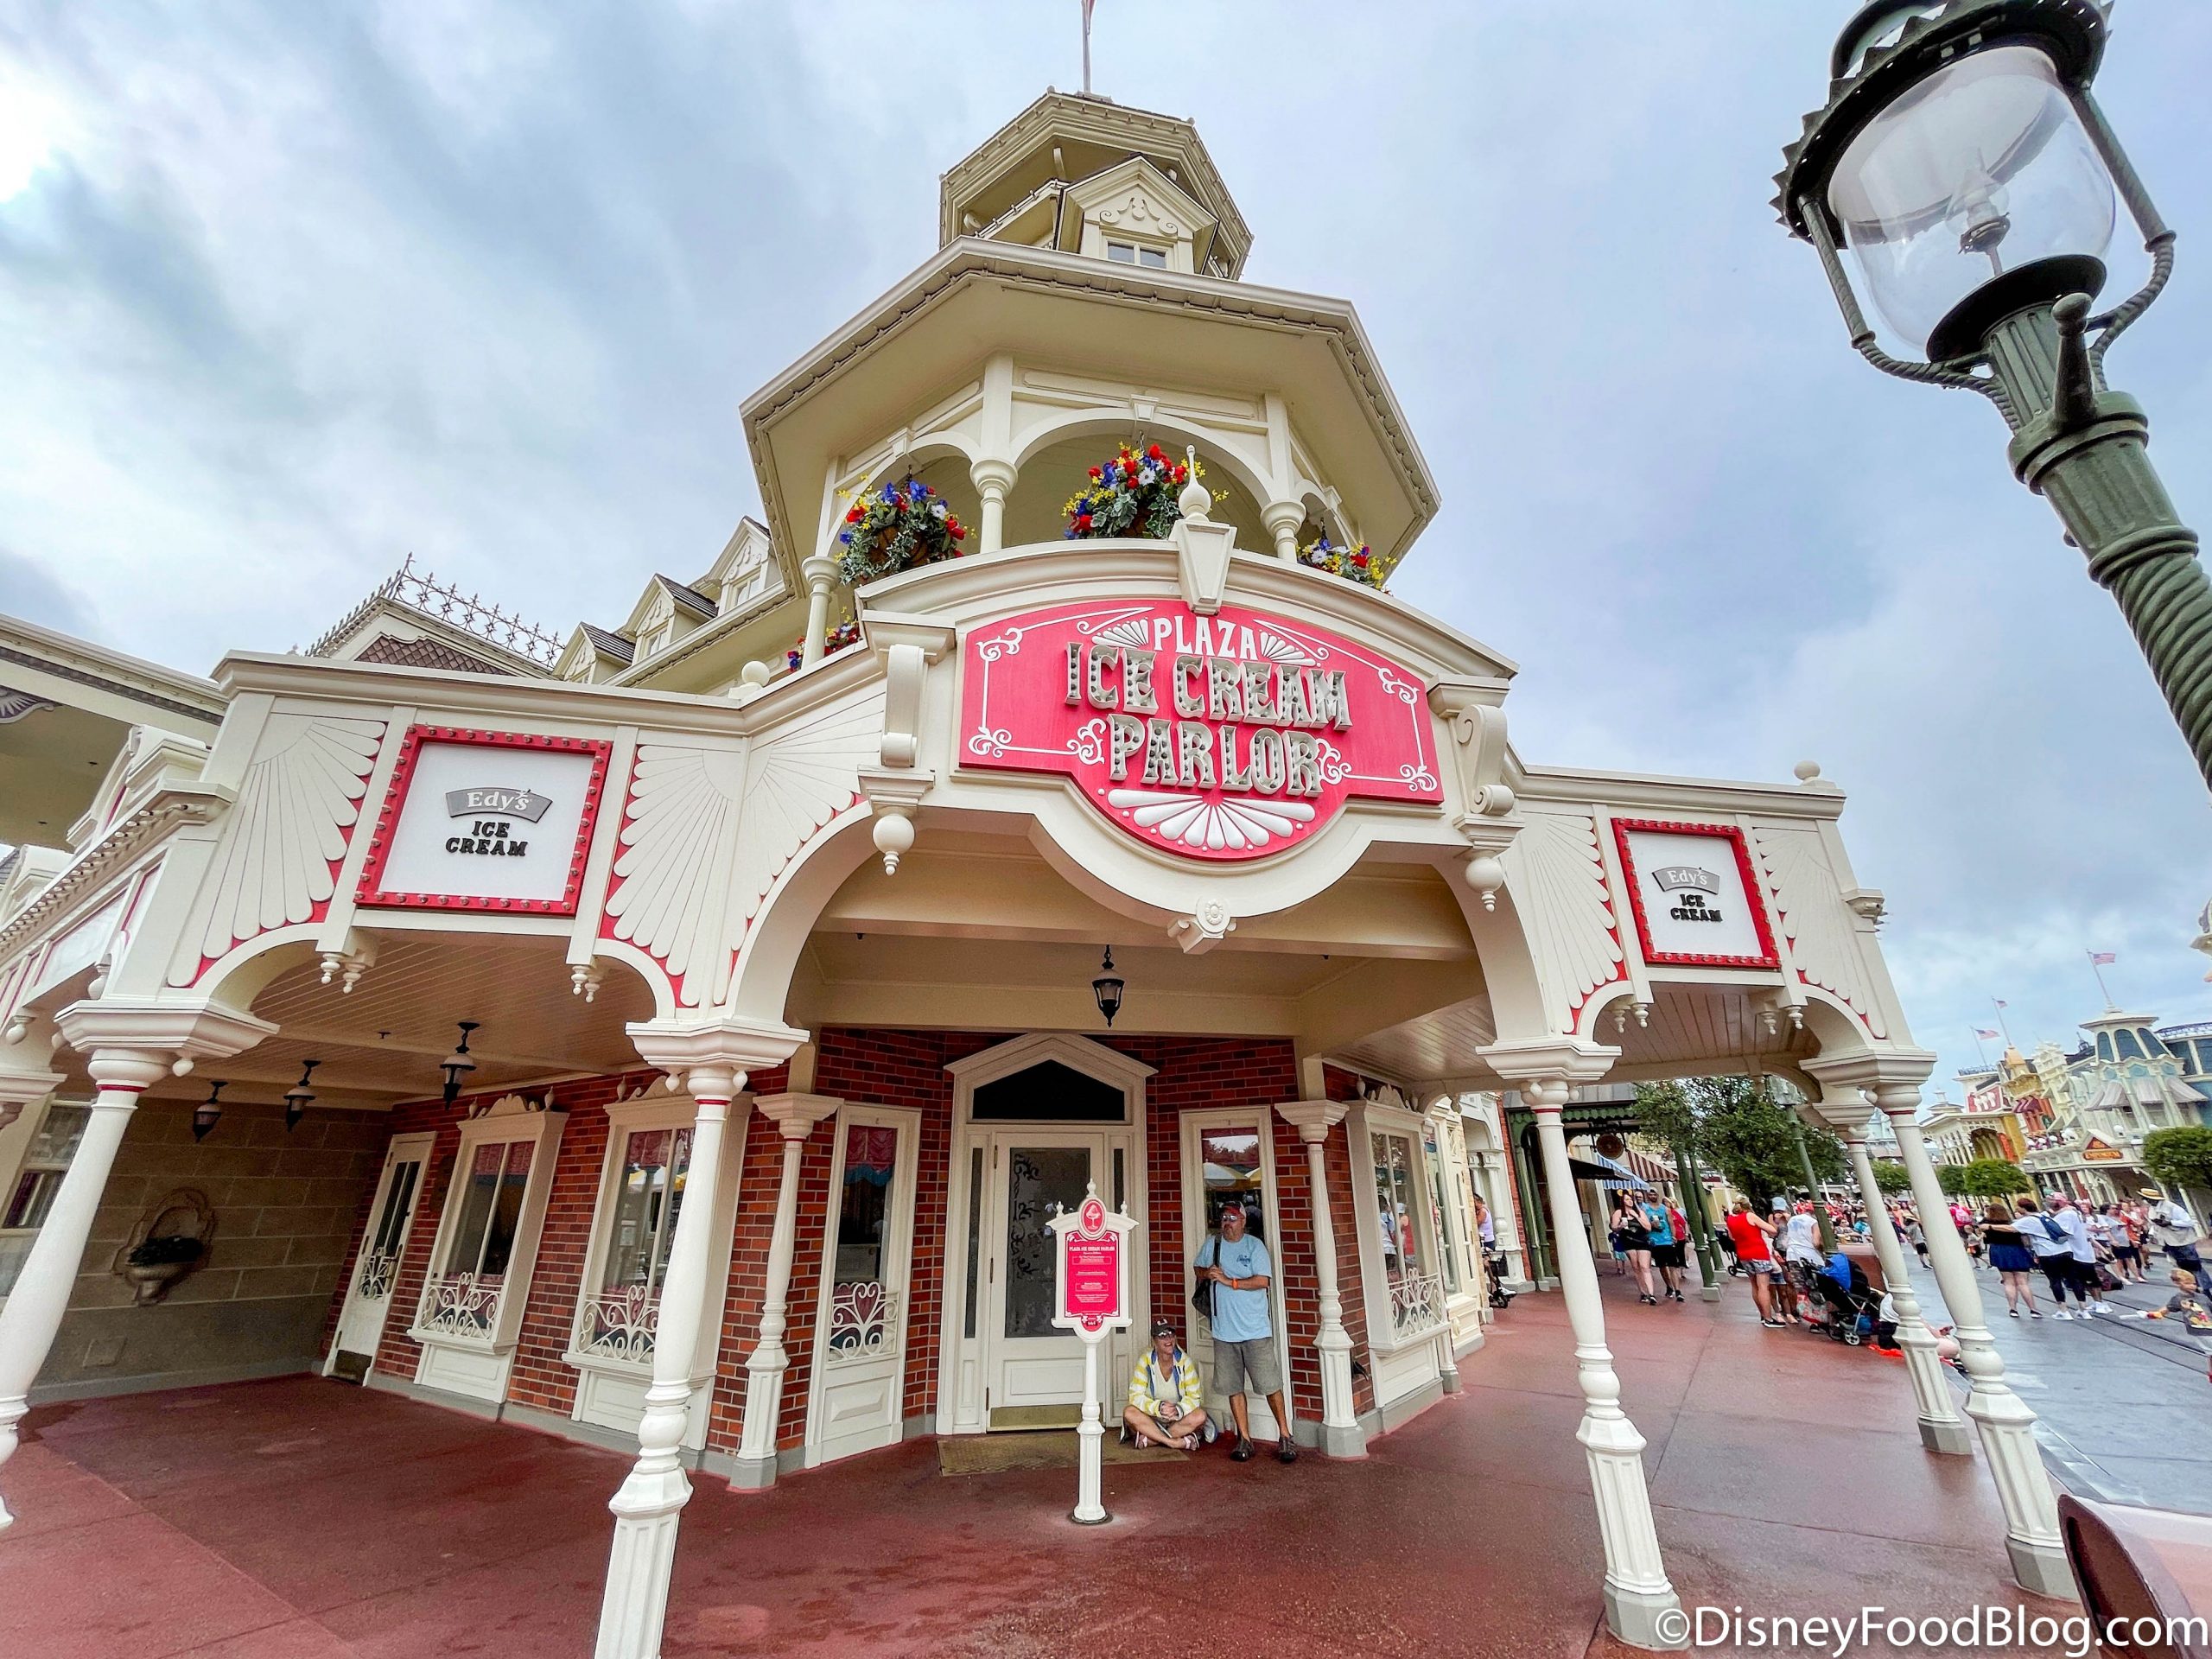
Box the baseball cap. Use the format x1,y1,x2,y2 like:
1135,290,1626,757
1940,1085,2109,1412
1150,1319,1175,1339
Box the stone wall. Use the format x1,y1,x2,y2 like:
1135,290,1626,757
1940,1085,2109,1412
33,1098,387,1401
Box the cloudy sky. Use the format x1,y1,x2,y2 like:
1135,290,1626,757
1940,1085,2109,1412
3,2,2209,1096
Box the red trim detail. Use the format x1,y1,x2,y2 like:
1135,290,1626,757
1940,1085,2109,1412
355,726,612,916
95,1083,148,1096
1609,817,1781,971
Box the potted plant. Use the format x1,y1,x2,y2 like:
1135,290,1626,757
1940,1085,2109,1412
785,615,862,674
1297,535,1387,590
1063,443,1218,539
836,479,965,584
124,1233,206,1305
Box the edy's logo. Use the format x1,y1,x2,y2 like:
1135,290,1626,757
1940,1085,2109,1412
1651,865,1724,924
444,787,553,823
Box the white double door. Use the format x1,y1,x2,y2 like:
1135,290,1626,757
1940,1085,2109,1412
979,1128,1140,1427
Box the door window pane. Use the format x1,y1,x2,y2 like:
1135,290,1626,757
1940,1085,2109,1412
963,1146,984,1340
1198,1128,1268,1245
1370,1131,1424,1281
1003,1144,1090,1338
836,1124,898,1286
370,1162,420,1259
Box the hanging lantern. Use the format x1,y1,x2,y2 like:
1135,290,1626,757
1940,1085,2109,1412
441,1022,480,1108
284,1059,321,1133
1594,1131,1626,1160
1090,948,1124,1029
193,1080,227,1143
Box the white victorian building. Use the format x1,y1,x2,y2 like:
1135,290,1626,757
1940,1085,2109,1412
0,92,2075,1652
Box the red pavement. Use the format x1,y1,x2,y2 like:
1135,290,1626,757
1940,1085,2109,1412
1,1272,2070,1658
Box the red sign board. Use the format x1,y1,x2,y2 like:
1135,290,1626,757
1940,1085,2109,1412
1062,1233,1122,1332
959,598,1442,861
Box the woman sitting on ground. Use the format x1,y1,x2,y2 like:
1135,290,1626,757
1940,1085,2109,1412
1122,1319,1209,1451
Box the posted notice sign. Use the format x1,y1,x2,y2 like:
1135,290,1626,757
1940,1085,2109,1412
1051,1191,1136,1336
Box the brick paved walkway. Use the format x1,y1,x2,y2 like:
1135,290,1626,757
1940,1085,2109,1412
0,1270,2071,1657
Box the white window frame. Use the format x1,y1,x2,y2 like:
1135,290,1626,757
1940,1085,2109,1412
1350,1100,1451,1355
0,1094,83,1307
564,1090,747,1444
407,1096,568,1401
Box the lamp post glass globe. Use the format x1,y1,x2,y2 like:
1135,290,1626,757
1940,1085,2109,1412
1828,42,2116,357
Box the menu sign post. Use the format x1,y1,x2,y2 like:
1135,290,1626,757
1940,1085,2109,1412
1049,1183,1139,1525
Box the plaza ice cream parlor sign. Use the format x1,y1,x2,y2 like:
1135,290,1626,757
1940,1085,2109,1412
959,599,1442,859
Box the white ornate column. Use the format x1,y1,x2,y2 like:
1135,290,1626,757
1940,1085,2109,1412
1260,499,1304,563
0,1048,157,1530
1876,1077,2075,1599
798,556,839,667
1483,1038,1683,1650
731,1091,836,1488
1274,1101,1364,1458
595,1018,804,1659
970,459,1016,556
1817,1092,1968,1455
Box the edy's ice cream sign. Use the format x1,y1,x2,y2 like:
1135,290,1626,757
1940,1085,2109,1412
959,599,1441,860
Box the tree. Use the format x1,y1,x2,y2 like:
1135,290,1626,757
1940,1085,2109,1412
1868,1159,1911,1196
1936,1164,1969,1198
1630,1075,1846,1211
1956,1158,2032,1200
2144,1126,2212,1195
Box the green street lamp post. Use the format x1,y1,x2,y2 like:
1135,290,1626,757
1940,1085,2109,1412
1776,0,2211,787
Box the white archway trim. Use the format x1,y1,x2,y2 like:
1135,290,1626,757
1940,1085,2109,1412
944,1029,1158,1101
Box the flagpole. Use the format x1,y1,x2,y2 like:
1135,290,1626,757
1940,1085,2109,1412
1992,999,2014,1049
2088,951,2116,1010
1968,1027,1990,1068
1080,0,1092,94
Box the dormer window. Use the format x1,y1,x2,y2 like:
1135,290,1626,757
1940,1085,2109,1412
1105,239,1167,269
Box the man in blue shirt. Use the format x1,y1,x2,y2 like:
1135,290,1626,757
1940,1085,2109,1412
1196,1200,1296,1464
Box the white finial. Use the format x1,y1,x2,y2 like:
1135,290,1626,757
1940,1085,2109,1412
1793,760,1821,783
1177,445,1209,522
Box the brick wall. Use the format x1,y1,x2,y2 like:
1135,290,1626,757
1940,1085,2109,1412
37,1097,387,1398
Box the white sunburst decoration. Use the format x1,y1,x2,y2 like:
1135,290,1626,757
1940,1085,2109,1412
1105,788,1316,851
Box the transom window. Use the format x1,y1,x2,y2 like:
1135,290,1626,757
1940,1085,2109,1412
1105,239,1167,269
970,1060,1126,1122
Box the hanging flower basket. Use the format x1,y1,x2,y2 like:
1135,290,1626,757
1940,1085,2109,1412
1298,535,1386,590
786,616,862,673
1063,443,1216,539
836,479,966,585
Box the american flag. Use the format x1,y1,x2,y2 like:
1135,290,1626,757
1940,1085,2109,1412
2090,950,2117,965
1975,1028,1999,1040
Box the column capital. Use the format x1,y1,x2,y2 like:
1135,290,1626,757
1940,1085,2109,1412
1274,1099,1349,1141
1801,1047,1936,1112
799,555,841,596
969,457,1016,497
627,1016,809,1096
1796,1082,1874,1138
0,1065,64,1117
1478,1038,1616,1103
753,1091,839,1137
55,998,276,1071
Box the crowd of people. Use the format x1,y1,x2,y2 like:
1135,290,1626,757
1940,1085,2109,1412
1603,1179,2211,1365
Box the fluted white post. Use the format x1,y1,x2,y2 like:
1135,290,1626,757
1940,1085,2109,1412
1840,1124,1968,1454
798,556,838,667
1529,1080,1684,1649
1275,1101,1363,1457
731,1093,835,1488
970,459,1015,556
0,1050,165,1529
1878,1084,2074,1599
596,1073,738,1659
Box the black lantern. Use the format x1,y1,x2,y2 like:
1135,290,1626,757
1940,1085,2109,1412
1090,948,1124,1028
441,1021,480,1108
283,1059,321,1134
1774,2,2212,789
193,1080,227,1143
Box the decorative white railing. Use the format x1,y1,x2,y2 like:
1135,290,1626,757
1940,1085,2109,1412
418,1271,504,1338
305,554,563,667
823,1281,900,1364
1389,1269,1446,1339
356,1249,400,1302
574,1284,660,1364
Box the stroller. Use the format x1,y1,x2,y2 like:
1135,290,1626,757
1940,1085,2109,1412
1484,1248,1516,1310
1806,1249,1883,1345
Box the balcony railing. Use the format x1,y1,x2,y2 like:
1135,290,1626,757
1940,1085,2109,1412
1388,1269,1446,1340
417,1271,504,1338
574,1284,660,1365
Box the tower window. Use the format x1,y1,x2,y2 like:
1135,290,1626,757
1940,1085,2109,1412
1105,240,1167,269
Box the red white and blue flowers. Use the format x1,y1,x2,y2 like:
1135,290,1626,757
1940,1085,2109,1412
1298,535,1385,590
1063,443,1213,539
836,477,965,585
